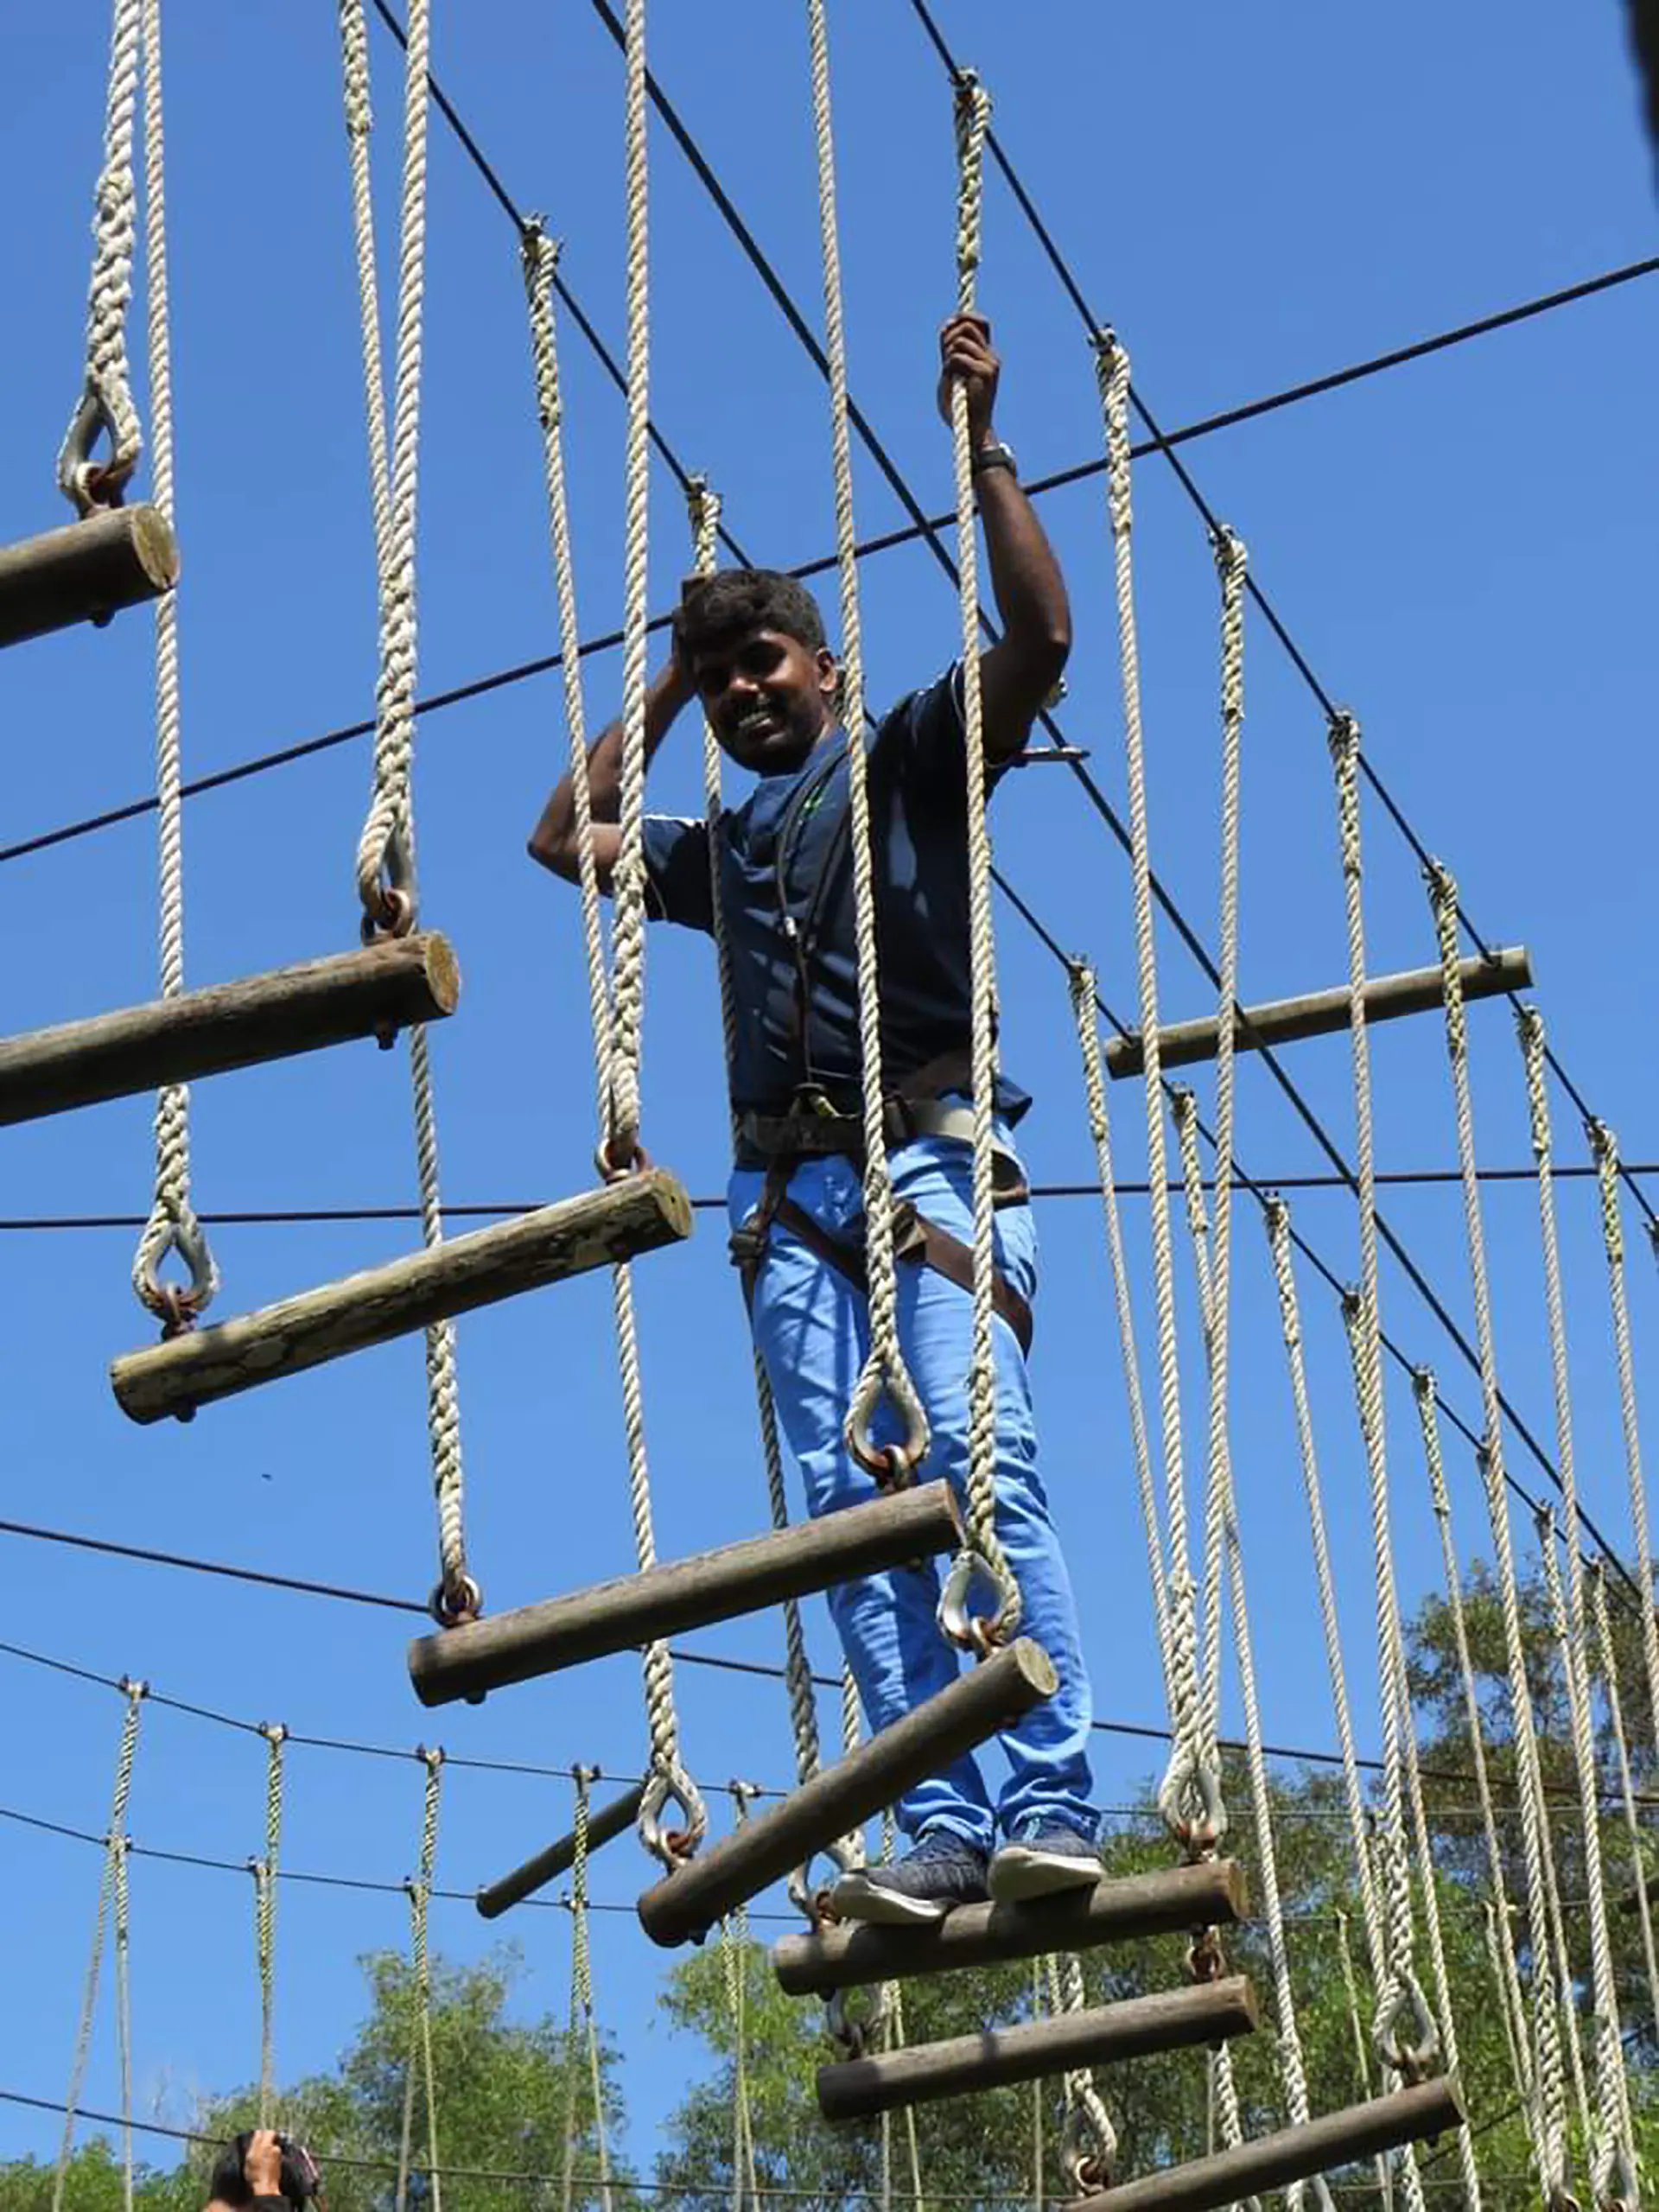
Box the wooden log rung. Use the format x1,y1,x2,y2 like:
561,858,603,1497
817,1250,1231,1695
0,933,461,1128
817,1975,1260,2123
773,1857,1248,1995
410,1483,963,1707
109,1167,693,1425
1063,2077,1466,2212
0,505,180,648
636,1638,1056,1949
476,1779,648,1920
1103,949,1532,1079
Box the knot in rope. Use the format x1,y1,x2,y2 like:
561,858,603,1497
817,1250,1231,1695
1092,331,1134,541
1326,709,1363,878
950,71,992,310
519,219,563,432
684,473,721,569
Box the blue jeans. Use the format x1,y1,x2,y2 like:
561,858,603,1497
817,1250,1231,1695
731,1128,1097,1851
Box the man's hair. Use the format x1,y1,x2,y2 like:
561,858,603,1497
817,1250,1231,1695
209,2135,324,2211
673,568,830,666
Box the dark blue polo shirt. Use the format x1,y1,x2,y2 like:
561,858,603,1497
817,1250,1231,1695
641,666,1030,1128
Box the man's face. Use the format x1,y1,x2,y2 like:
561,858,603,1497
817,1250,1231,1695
686,626,838,773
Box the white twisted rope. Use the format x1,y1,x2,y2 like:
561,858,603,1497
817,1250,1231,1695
1411,1370,1541,2158
1053,1951,1117,2196
880,1810,926,2212
52,1681,147,2212
719,1783,762,2212
59,0,143,512
1334,1909,1397,2212
1068,964,1170,1710
1588,1560,1659,2040
1264,1199,1386,1986
338,0,473,1628
1095,329,1214,1855
1327,715,1433,2106
1171,1132,1326,2212
681,474,837,1911
1169,1093,1224,1741
129,0,218,1332
518,219,699,1867
405,1747,444,2212
1422,860,1571,2202
934,67,1020,1650
806,0,929,1484
351,0,429,935
253,1720,287,2126
601,0,655,1170
1517,1008,1636,2204
1586,1117,1659,1778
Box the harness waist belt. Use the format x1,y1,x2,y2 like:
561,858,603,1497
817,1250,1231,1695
739,1096,982,1160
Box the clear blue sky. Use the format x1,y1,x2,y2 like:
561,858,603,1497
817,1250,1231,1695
2,0,1656,2178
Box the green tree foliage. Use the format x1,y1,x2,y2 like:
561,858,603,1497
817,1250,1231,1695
0,1950,642,2212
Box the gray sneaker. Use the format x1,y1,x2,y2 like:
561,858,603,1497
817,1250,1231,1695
989,1821,1103,1904
830,1829,991,1926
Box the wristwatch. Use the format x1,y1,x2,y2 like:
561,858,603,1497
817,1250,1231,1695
970,438,1018,480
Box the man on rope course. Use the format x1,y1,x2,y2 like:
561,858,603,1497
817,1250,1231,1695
530,315,1100,1924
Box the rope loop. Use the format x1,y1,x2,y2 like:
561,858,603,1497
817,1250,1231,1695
638,1761,708,1872
1061,2098,1116,2197
132,1195,219,1336
825,1980,889,2060
59,384,140,518
427,1569,482,1630
843,1377,930,1490
60,0,143,518
936,1544,1019,1656
1156,1741,1229,1859
1375,1969,1441,2083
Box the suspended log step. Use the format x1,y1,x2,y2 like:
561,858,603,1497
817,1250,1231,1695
1063,2076,1465,2212
637,1637,1055,1949
0,505,180,648
477,1777,647,1920
817,1974,1259,2123
110,1167,692,1425
1104,949,1532,1079
774,1856,1247,1995
411,1482,962,1707
0,934,460,1127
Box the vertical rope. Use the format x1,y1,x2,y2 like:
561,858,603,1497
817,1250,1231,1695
1517,1009,1637,2202
1326,716,1434,2131
804,0,929,1482
52,1680,147,2212
1589,1560,1659,2037
719,1782,762,2211
1423,859,1570,2202
337,0,474,1630
129,0,217,1332
682,473,830,1905
519,225,699,1866
59,0,143,512
251,1721,287,2125
601,0,654,1166
1586,1118,1659,1782
1068,965,1171,1709
111,1813,135,2212
560,1767,594,2212
1094,330,1214,1854
404,1747,443,2212
1171,1128,1324,2212
933,67,1020,1647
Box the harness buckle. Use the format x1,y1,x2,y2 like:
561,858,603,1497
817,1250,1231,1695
728,1222,767,1271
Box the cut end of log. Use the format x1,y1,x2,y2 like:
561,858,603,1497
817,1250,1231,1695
128,504,181,594
1009,1635,1058,1702
417,931,462,1019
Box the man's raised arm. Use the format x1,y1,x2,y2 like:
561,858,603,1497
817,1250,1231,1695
937,313,1072,762
527,658,695,891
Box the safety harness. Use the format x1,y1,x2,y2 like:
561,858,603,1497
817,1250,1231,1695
729,1050,1034,1358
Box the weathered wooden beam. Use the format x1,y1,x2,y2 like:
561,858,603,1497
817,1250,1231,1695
817,1975,1260,2123
110,1167,693,1424
0,505,179,648
0,934,460,1127
476,1778,648,1920
1104,950,1532,1079
637,1638,1055,1949
1065,2077,1465,2212
411,1484,962,1708
773,1857,1247,1996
